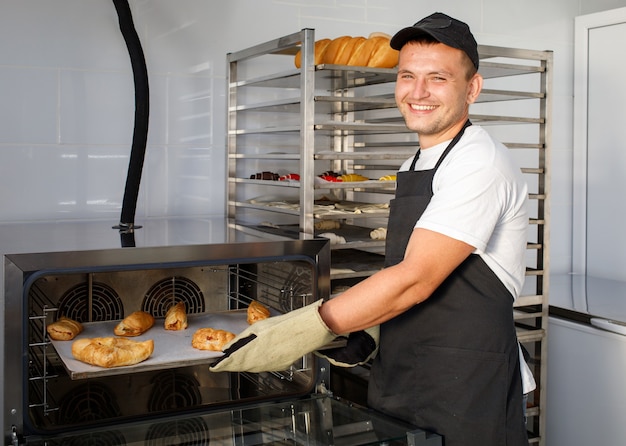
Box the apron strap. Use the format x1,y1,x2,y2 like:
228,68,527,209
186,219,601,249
434,119,472,170
407,119,472,172
409,148,421,170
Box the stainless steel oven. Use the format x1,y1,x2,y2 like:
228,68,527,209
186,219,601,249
1,218,438,445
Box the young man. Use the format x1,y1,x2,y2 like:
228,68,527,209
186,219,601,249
212,12,530,446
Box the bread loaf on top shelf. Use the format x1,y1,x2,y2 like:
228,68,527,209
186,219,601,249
294,33,398,69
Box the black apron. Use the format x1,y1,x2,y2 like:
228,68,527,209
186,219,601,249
368,121,528,446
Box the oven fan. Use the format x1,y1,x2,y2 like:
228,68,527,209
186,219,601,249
57,282,123,322
57,381,121,422
142,276,205,316
148,370,203,411
277,264,313,312
144,416,209,445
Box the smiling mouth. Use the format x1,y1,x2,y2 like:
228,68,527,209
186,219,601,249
409,104,437,111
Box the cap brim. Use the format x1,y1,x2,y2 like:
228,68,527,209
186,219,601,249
390,26,434,50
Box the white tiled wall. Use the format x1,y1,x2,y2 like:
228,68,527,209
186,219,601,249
2,0,626,272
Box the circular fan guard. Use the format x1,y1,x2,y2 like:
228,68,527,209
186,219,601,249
57,282,123,322
142,276,205,317
144,416,209,445
148,370,202,411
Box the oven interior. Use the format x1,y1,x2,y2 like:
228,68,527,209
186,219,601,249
4,240,330,442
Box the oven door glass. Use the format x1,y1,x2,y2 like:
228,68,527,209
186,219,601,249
24,395,435,445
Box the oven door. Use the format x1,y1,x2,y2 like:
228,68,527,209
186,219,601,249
18,394,439,446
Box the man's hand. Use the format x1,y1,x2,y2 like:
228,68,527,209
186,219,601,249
210,300,337,373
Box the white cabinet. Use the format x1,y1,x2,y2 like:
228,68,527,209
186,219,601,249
547,317,626,446
226,29,552,445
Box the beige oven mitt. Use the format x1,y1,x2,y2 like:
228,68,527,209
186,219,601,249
210,299,337,373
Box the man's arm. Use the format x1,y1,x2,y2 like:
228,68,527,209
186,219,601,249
210,227,474,373
319,227,475,334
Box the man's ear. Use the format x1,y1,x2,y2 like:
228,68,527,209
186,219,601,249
467,73,483,105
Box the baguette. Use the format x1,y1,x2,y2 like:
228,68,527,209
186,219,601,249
47,316,83,341
72,337,154,368
321,36,352,64
333,36,366,65
114,311,155,337
164,301,188,331
347,37,380,67
367,36,399,68
294,38,331,68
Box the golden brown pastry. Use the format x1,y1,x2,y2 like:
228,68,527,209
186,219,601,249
47,316,84,341
191,328,235,352
164,301,188,331
71,337,154,368
294,38,331,68
247,300,271,325
113,311,154,337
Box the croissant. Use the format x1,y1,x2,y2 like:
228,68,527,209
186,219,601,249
72,337,154,368
370,227,387,240
247,300,271,325
164,302,188,331
47,316,84,341
318,232,347,245
191,328,235,352
114,311,155,337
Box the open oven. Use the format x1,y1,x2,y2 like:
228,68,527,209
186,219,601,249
1,220,438,445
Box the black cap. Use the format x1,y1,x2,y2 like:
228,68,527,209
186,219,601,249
390,12,479,69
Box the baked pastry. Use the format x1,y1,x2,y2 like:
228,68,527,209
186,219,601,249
71,337,154,368
247,300,271,325
114,311,155,337
191,328,235,352
164,301,188,331
47,316,83,341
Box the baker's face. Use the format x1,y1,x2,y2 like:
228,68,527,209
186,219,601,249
395,41,482,148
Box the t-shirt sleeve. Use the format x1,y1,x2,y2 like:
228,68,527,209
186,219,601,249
415,154,507,252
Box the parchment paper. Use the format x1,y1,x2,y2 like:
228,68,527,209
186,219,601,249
50,310,252,379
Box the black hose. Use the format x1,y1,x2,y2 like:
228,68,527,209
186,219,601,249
112,0,149,230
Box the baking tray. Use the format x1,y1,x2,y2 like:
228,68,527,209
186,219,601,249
50,310,256,380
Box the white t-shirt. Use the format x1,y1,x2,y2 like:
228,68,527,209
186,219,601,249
399,125,529,299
